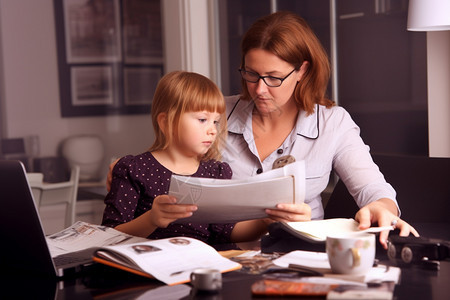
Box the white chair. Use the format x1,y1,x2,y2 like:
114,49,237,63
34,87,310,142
27,165,80,229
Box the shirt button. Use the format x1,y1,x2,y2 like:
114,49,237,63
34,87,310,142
256,168,263,174
277,149,284,154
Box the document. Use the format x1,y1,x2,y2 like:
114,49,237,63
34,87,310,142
168,161,305,223
276,218,394,242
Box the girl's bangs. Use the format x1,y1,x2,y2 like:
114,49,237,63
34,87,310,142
185,89,225,114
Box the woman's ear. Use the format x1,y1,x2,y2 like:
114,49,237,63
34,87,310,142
157,112,167,134
297,61,310,81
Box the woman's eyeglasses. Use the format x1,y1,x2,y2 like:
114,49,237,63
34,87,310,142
238,68,296,87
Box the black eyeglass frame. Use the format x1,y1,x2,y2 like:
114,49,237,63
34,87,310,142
238,68,297,87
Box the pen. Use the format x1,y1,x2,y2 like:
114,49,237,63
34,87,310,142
287,264,324,277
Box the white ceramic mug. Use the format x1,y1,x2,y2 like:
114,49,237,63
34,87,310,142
326,233,376,275
190,268,222,291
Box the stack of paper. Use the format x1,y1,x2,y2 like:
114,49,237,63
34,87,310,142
169,161,305,223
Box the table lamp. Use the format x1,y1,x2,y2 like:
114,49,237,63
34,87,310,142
407,0,450,31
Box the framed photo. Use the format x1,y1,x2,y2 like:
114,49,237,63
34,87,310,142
71,66,114,106
54,0,163,117
124,67,161,105
63,0,122,63
123,0,163,64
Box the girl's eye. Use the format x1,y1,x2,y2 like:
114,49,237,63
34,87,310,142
198,118,207,123
214,120,220,125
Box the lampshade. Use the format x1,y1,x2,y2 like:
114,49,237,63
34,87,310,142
407,0,450,31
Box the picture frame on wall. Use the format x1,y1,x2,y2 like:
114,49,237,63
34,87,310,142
63,0,122,63
71,66,114,106
123,0,163,64
124,67,161,105
54,0,163,117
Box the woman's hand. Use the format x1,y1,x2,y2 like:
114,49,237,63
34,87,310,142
149,195,198,228
231,203,311,243
265,203,311,222
355,198,419,249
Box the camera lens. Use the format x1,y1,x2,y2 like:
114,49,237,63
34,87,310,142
387,242,397,260
401,246,413,264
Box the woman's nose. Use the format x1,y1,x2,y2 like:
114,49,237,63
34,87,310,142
255,78,268,94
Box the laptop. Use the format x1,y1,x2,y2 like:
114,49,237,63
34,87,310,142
0,160,95,278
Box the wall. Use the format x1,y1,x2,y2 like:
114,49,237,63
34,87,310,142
161,0,215,79
428,31,450,157
2,0,448,169
0,0,154,179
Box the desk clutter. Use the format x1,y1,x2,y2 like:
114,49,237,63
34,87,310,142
4,217,450,299
230,250,400,299
45,221,404,298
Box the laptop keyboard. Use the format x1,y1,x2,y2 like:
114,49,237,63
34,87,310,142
54,254,91,266
53,248,96,267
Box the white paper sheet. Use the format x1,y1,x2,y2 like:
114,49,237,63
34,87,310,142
273,250,401,284
168,161,305,223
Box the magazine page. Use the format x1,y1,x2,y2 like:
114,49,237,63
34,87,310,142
93,237,242,285
172,176,294,223
169,161,305,223
280,219,394,242
46,221,148,257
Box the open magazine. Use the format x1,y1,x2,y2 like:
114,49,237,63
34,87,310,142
46,221,148,257
275,218,394,242
92,237,242,285
168,161,305,223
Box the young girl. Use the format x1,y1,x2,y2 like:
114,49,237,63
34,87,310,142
102,71,238,249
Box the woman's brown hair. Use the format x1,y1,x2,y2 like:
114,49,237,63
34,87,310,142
149,71,227,161
240,11,334,114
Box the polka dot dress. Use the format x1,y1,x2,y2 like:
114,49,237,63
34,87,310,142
102,151,235,247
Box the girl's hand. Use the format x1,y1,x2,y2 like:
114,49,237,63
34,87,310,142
355,198,419,249
265,203,311,222
149,195,198,228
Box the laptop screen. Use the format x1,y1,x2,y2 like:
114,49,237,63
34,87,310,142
0,160,58,276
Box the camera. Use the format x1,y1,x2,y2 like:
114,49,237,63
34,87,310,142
387,235,450,269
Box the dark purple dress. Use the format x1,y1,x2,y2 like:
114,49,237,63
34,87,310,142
102,151,235,247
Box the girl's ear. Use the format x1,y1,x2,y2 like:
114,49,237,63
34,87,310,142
157,112,168,134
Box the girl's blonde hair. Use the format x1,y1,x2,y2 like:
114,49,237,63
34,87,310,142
149,71,227,161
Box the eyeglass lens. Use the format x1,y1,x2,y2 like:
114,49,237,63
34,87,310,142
239,69,295,87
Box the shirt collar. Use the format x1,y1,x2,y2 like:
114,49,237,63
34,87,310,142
296,104,320,140
227,98,319,140
227,98,254,134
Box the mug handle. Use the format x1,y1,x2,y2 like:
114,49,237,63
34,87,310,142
351,248,361,267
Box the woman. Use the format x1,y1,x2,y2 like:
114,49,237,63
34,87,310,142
223,11,418,248
108,11,418,249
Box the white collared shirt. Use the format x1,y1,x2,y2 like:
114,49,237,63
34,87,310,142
222,95,398,219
